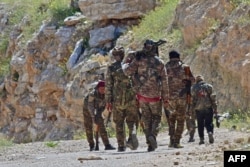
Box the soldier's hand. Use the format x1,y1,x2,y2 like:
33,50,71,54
213,109,218,115
106,103,112,111
163,100,169,108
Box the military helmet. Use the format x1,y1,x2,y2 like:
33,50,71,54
111,46,125,59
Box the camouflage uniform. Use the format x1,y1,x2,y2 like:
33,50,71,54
83,83,115,151
165,50,195,148
105,47,139,152
191,75,217,144
122,40,169,152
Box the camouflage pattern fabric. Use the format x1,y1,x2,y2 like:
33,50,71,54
122,51,169,149
83,103,94,147
86,89,110,146
106,61,139,147
165,59,195,144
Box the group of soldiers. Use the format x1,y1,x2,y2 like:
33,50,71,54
82,39,218,152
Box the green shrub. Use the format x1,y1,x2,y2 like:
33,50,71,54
132,0,180,42
0,137,13,148
45,141,59,148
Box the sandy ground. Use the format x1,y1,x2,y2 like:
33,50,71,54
0,127,249,167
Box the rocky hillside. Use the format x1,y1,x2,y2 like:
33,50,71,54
0,0,249,143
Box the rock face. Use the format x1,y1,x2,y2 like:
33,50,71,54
78,0,156,20
174,0,250,111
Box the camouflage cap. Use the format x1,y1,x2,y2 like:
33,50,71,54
196,75,204,82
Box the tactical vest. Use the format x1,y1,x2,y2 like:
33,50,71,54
193,82,213,110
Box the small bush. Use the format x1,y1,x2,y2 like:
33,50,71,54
0,136,13,148
45,141,59,148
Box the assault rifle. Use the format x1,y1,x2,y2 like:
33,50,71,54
135,39,167,60
214,114,221,128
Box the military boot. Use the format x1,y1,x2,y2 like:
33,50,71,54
104,144,116,150
168,138,174,148
89,143,94,151
126,134,139,150
208,132,214,144
148,135,157,150
117,146,126,152
199,138,205,145
173,139,184,148
188,133,195,142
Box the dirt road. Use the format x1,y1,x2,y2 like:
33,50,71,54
0,128,249,167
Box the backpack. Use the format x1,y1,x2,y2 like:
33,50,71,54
193,82,213,110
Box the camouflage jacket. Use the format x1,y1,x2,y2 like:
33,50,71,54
165,59,195,100
191,81,217,111
85,89,106,118
105,61,135,107
122,53,169,101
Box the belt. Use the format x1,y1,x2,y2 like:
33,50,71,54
136,94,161,103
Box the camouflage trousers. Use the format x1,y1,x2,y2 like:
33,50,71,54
83,106,110,147
113,100,139,147
139,100,162,144
186,108,196,137
168,99,186,142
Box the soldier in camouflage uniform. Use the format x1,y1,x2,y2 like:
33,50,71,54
83,80,115,151
190,75,217,145
165,50,195,148
105,47,139,152
122,39,169,152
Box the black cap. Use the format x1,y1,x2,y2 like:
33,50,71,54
169,50,180,59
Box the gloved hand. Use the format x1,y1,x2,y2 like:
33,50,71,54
106,103,112,111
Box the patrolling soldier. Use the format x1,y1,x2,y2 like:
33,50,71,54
190,75,218,145
105,47,139,152
165,50,195,148
83,80,115,151
122,39,169,152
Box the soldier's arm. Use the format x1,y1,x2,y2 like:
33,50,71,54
105,66,113,103
208,85,217,113
122,59,138,76
160,64,169,102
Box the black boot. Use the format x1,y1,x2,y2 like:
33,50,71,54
117,146,126,152
147,135,157,150
168,138,174,148
126,134,139,150
199,138,205,145
208,132,214,144
105,144,116,150
89,144,94,151
147,145,155,152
